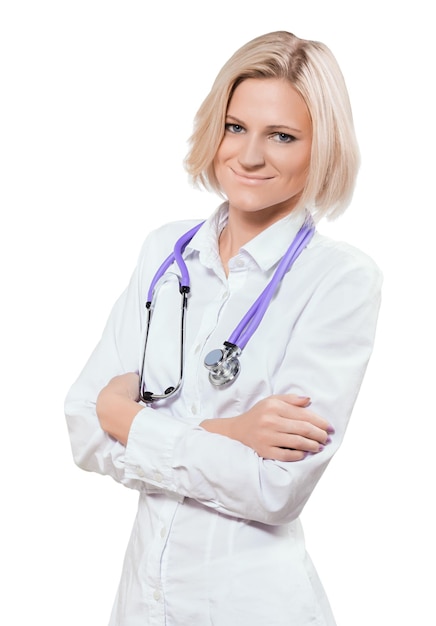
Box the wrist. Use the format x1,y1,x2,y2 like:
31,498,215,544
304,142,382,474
96,390,142,444
200,416,236,439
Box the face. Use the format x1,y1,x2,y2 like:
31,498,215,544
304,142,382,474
213,78,312,223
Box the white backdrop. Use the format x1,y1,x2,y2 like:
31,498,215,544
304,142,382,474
1,1,434,624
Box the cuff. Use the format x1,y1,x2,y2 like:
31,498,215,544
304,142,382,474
123,406,189,499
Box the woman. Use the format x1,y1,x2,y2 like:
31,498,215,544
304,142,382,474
65,31,382,626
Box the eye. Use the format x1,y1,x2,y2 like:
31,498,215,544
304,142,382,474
225,123,245,134
273,132,296,143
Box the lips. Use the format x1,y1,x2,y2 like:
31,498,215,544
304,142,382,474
231,168,273,183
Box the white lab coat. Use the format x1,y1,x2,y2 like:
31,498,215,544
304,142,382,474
65,203,382,625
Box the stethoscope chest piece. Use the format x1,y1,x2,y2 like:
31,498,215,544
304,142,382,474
204,342,241,387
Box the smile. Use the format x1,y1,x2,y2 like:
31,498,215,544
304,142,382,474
231,169,273,184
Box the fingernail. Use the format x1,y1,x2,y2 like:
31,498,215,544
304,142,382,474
327,424,335,434
298,396,312,407
318,445,325,452
325,436,332,444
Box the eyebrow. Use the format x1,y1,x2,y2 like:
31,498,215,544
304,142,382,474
225,114,302,134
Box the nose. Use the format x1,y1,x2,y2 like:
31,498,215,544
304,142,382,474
237,136,265,169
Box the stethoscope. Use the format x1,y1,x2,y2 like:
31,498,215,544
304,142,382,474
139,216,315,403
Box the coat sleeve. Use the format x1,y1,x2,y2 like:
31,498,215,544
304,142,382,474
64,231,154,491
64,220,202,492
122,248,383,524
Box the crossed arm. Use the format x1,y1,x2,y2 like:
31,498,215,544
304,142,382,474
96,372,333,462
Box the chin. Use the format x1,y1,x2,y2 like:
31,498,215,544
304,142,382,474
226,194,295,217
224,191,270,213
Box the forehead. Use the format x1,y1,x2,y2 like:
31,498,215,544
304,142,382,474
227,78,311,129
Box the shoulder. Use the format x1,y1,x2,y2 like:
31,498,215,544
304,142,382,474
310,232,381,274
136,218,204,260
142,218,204,247
306,232,383,294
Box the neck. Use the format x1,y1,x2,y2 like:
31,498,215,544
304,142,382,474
219,206,297,272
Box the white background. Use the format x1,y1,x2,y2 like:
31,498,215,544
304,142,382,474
1,1,434,624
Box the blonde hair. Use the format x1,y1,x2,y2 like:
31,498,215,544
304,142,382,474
184,31,360,221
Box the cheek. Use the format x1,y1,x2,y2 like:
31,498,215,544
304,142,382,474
213,144,224,170
283,150,311,182
214,139,231,165
212,155,222,185
301,143,312,175
213,145,231,184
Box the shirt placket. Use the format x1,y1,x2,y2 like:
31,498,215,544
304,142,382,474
182,272,230,420
183,254,250,419
145,497,180,626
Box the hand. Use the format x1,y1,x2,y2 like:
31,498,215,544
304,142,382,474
96,373,142,445
98,372,140,401
201,395,333,462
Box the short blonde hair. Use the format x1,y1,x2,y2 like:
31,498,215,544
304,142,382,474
184,31,360,221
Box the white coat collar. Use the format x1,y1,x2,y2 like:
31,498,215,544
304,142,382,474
186,202,312,272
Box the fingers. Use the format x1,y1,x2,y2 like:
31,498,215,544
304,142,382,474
275,448,324,463
270,395,334,433
278,415,329,445
260,443,326,463
233,394,334,462
273,448,308,462
253,395,334,461
275,394,312,407
275,429,328,453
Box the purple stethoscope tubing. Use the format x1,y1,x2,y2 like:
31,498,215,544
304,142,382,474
146,222,205,303
141,215,315,398
147,217,315,329
228,218,315,349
